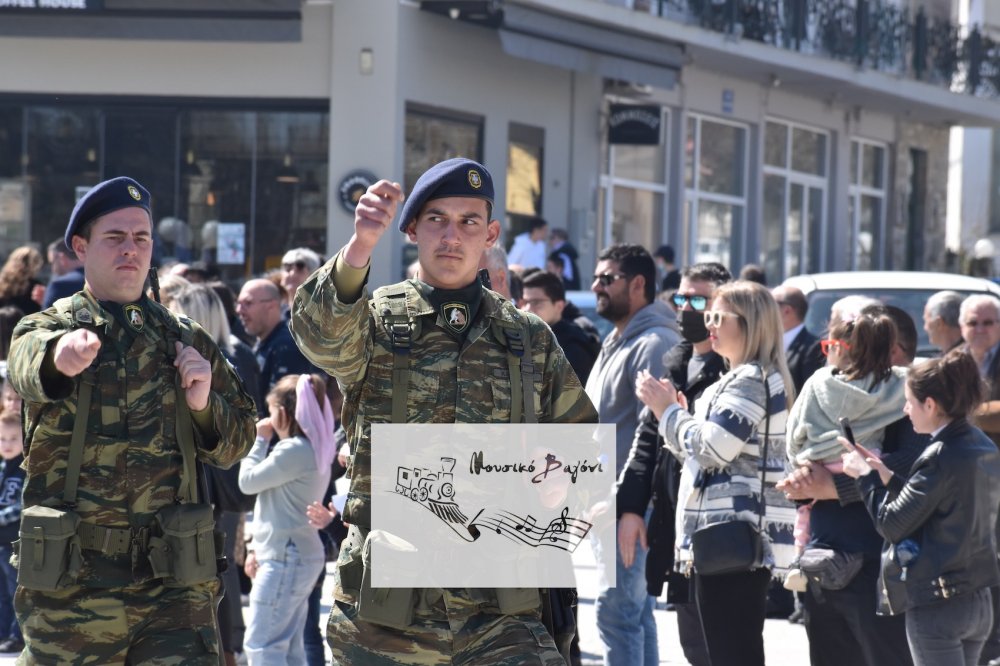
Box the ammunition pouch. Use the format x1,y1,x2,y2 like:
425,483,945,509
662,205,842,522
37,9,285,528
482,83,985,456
14,506,82,591
147,503,218,587
356,530,418,630
495,587,541,616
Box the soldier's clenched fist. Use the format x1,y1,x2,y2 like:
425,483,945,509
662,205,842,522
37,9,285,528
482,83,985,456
53,329,101,377
344,180,405,269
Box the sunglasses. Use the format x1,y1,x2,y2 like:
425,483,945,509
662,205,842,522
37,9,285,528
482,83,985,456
703,311,742,327
672,294,709,311
282,261,308,271
592,272,627,287
820,339,851,356
964,319,997,329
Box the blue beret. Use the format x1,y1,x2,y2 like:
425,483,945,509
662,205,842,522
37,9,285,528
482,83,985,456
397,158,493,231
66,176,152,248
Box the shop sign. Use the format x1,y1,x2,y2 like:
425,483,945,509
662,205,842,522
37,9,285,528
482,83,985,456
338,170,377,214
0,0,101,10
608,104,661,145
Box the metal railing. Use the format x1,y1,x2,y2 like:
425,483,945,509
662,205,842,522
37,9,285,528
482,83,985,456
623,0,1000,98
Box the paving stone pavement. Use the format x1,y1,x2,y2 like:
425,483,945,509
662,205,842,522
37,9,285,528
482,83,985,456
0,543,810,665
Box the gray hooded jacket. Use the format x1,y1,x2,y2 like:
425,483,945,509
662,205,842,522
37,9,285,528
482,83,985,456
585,300,681,474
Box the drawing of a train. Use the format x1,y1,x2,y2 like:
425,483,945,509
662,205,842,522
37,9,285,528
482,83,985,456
396,457,457,503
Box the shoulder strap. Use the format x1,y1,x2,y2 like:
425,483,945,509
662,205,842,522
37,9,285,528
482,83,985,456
758,365,770,530
376,286,419,424
491,307,538,424
63,367,95,507
153,306,200,503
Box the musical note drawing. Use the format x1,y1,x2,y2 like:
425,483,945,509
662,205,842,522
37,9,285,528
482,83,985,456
389,459,594,551
472,507,592,552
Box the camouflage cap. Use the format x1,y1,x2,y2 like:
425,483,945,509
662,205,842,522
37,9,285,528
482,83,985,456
397,158,493,231
66,176,152,247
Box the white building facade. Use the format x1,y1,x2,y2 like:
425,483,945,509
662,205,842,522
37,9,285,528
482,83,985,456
0,0,996,288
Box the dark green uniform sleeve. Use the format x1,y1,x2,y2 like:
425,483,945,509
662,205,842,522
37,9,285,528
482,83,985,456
290,252,374,388
8,310,75,402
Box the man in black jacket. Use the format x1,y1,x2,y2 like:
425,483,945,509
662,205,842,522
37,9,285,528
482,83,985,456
617,262,731,666
521,271,599,384
772,285,825,395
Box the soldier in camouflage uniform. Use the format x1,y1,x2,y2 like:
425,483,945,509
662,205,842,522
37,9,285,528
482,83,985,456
290,158,598,665
7,177,257,664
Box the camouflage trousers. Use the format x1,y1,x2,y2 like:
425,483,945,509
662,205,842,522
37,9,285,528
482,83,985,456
14,579,221,665
327,595,565,666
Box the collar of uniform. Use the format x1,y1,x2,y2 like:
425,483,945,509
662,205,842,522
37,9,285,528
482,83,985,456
407,279,446,317
70,289,110,328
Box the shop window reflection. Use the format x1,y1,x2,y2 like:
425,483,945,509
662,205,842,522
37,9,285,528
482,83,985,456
25,107,101,258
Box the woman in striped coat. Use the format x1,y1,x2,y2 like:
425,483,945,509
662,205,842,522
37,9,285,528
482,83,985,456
636,280,797,666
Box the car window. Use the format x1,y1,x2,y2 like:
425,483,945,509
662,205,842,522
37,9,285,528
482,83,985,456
804,288,985,356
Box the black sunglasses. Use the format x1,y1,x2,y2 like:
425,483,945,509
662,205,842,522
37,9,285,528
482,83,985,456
672,294,709,311
282,261,307,271
592,272,627,287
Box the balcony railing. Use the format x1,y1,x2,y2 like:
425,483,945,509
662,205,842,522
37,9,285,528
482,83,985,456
620,0,1000,99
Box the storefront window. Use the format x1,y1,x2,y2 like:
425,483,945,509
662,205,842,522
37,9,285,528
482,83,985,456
761,119,828,281
25,107,101,257
0,100,328,285
601,102,668,251
507,122,544,239
848,138,888,269
405,104,482,195
684,114,747,267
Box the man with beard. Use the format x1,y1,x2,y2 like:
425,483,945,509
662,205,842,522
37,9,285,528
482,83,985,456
616,262,730,666
585,243,680,666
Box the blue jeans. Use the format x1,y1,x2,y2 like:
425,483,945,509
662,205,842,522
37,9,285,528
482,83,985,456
303,566,325,666
245,541,325,666
0,544,19,642
906,587,993,666
592,512,658,666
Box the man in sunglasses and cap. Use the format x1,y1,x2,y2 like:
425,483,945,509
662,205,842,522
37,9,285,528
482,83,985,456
6,176,257,663
290,158,597,663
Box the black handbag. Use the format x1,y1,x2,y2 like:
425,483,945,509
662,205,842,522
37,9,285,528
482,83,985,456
798,547,864,590
690,367,770,576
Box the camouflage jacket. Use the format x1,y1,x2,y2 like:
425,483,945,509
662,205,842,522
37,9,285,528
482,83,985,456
8,289,257,586
291,258,599,531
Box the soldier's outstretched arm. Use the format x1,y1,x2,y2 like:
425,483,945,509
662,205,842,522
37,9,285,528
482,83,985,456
8,311,78,403
291,179,403,385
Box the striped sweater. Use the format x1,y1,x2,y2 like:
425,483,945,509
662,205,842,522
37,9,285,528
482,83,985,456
659,362,797,576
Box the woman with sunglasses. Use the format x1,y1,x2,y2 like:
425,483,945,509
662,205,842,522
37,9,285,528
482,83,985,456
636,280,796,666
842,350,1000,666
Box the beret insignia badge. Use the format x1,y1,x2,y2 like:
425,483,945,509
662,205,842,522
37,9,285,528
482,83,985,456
467,169,482,190
127,185,142,201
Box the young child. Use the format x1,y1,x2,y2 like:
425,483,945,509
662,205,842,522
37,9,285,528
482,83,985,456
238,374,334,666
0,409,24,654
